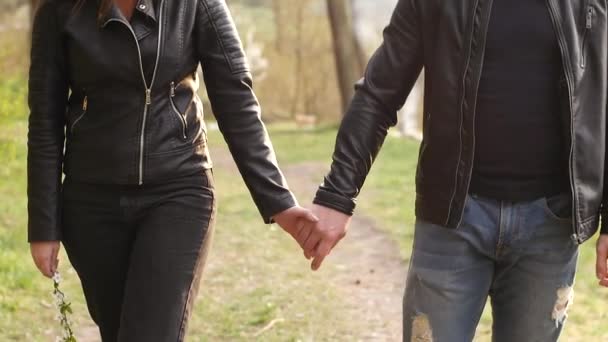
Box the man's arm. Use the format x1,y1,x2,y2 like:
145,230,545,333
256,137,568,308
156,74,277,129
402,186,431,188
596,34,608,285
308,0,424,269
314,0,423,214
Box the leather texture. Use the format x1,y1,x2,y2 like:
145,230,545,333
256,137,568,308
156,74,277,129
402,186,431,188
314,0,608,243
27,0,296,241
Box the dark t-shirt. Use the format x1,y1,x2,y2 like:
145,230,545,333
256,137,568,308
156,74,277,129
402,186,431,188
470,0,570,201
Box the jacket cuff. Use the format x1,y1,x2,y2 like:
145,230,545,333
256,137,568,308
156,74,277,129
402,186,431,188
313,188,356,216
28,223,61,242
601,212,608,235
262,192,298,224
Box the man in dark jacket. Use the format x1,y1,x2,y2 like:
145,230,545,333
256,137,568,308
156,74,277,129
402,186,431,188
298,0,608,340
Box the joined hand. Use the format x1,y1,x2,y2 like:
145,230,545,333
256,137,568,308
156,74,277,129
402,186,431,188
272,204,351,271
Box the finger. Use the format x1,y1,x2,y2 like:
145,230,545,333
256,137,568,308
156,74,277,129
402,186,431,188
304,240,318,259
51,245,60,274
600,278,608,287
304,249,313,260
296,225,312,249
32,256,45,276
31,250,46,275
284,219,305,240
39,256,53,278
596,242,608,280
311,239,334,271
303,229,322,256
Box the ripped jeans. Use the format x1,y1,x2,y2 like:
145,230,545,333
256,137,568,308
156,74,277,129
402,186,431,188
403,193,579,342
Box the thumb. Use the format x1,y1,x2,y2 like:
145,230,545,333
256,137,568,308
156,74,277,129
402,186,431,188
51,244,60,275
298,208,319,223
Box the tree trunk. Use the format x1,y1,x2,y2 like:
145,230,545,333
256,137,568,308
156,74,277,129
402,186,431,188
349,0,369,71
326,0,364,114
31,0,40,24
271,0,285,52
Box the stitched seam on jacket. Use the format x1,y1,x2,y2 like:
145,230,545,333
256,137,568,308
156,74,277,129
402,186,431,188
199,0,237,73
146,140,207,157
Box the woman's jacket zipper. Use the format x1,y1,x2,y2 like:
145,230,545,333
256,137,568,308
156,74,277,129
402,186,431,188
581,5,593,68
70,95,88,134
103,0,165,185
170,81,188,139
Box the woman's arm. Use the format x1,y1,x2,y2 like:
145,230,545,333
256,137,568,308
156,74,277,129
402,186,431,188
194,0,296,223
27,0,69,243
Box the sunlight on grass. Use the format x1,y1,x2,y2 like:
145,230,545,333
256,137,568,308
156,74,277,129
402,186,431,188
245,124,608,341
2,115,607,340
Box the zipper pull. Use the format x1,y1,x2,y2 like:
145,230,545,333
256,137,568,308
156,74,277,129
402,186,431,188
82,96,88,111
586,7,593,29
170,82,175,97
145,89,152,105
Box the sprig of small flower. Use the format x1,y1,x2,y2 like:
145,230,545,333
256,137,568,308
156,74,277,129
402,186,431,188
52,272,77,342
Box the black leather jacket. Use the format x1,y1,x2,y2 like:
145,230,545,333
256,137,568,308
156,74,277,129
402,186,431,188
27,0,296,242
314,0,608,243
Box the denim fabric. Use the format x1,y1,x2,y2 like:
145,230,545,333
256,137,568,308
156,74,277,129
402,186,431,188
403,193,578,342
61,169,216,342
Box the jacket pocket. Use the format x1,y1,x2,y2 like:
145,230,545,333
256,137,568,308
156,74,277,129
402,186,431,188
169,81,188,140
70,95,88,134
580,5,594,68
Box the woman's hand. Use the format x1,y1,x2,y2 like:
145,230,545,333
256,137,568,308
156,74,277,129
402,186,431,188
272,206,319,250
596,234,608,287
30,241,60,278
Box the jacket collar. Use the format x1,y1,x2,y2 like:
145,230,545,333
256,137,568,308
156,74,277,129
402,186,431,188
101,0,157,27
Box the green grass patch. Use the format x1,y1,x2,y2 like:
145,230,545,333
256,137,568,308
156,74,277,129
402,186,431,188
2,111,607,340
241,124,608,341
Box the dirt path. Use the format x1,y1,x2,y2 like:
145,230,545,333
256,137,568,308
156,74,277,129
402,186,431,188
211,148,407,341
281,162,406,341
74,147,407,342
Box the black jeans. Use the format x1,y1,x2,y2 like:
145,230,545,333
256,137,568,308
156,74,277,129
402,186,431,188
61,169,216,342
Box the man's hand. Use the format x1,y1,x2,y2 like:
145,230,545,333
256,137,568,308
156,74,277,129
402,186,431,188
272,206,319,250
307,204,352,271
30,241,60,278
596,234,608,287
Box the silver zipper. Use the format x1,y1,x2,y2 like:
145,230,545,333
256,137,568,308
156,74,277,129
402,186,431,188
70,95,88,134
105,0,165,185
580,6,593,68
547,0,580,243
170,81,188,139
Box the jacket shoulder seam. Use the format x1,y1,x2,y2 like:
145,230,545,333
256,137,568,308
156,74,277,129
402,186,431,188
198,0,242,74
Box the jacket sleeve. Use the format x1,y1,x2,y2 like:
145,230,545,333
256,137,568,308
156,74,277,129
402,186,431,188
602,41,608,234
195,0,297,223
313,0,423,215
603,162,608,234
27,0,69,242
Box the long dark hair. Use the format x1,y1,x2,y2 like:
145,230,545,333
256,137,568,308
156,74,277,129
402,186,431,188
74,0,112,23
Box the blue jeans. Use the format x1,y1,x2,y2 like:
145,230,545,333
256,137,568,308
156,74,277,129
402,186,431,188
403,193,579,342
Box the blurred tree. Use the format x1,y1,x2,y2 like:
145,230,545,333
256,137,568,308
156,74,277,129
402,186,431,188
326,0,364,114
349,0,368,70
271,0,285,52
30,0,40,24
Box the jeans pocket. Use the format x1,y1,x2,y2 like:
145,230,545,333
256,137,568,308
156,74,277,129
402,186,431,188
541,193,573,221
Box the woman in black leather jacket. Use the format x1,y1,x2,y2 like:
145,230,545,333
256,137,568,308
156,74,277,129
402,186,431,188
27,0,317,340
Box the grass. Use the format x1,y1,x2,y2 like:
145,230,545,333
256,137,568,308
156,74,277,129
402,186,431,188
3,116,608,340
0,113,359,340
2,18,607,337
264,125,608,341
